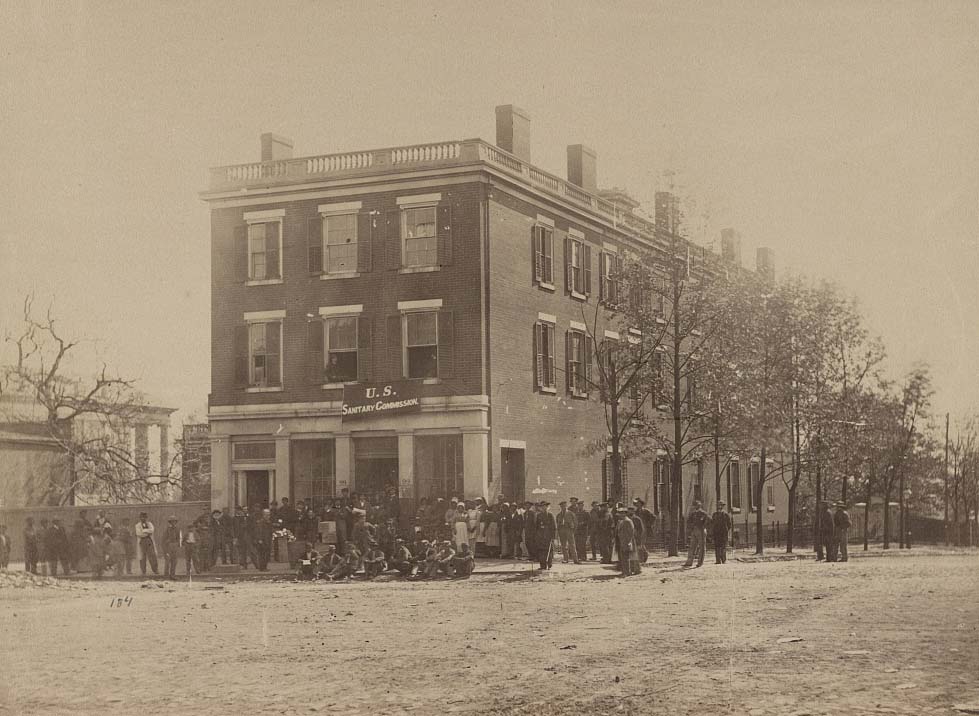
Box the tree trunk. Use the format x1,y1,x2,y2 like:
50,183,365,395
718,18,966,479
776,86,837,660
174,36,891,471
898,465,906,549
863,473,872,551
883,484,891,549
713,427,721,513
755,447,766,554
786,485,796,553
814,456,823,559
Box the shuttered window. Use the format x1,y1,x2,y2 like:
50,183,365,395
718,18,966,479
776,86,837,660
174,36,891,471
247,321,282,387
599,252,621,306
403,206,437,268
729,461,742,510
566,329,591,397
325,316,358,383
405,311,438,379
533,321,556,391
565,238,591,296
533,225,554,286
324,213,358,274
247,222,281,280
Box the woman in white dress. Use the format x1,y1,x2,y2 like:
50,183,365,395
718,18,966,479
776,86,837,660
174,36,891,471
452,503,469,552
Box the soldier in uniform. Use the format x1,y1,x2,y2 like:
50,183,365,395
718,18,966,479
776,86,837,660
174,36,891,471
614,510,637,576
390,538,416,577
162,516,182,580
683,500,709,568
253,508,274,571
594,503,613,563
523,502,538,563
711,501,733,564
535,502,557,570
452,542,475,578
317,544,341,578
819,501,837,562
208,509,229,567
834,502,851,562
572,499,590,561
556,501,579,564
48,519,71,576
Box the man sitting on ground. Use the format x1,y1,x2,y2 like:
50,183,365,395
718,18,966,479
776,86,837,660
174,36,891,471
420,541,440,579
317,544,341,579
363,542,388,579
452,542,475,579
296,542,320,580
436,540,456,577
390,538,416,577
328,543,360,580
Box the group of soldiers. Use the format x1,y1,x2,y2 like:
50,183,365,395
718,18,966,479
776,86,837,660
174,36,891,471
20,511,138,578
816,501,851,562
293,537,477,581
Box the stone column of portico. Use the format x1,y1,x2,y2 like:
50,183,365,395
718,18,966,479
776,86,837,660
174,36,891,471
159,423,169,478
397,432,415,500
274,436,290,504
462,430,489,501
210,435,232,512
335,436,352,493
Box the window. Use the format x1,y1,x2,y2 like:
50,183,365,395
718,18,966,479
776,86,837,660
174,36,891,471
533,225,554,286
729,461,742,511
248,321,281,388
694,460,704,502
565,235,591,297
248,222,281,280
233,441,276,461
655,459,668,515
566,328,591,397
749,461,760,511
405,311,438,379
600,251,621,306
403,206,437,268
414,435,464,501
767,480,775,509
325,316,358,383
534,320,556,391
324,213,358,273
292,439,336,511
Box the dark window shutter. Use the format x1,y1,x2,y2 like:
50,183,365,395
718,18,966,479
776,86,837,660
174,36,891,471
583,243,592,296
307,319,324,384
266,321,282,386
307,217,323,274
564,236,573,293
437,310,454,379
547,325,555,388
266,222,281,279
235,225,249,283
437,204,452,268
533,322,542,389
357,315,371,382
599,252,607,302
357,212,372,273
387,210,402,270
386,314,403,379
532,227,542,284
584,335,593,394
233,324,249,386
543,230,553,284
565,330,572,393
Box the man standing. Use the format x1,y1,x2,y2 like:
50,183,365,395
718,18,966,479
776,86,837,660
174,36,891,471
572,499,589,562
614,510,637,576
595,503,613,564
819,501,837,562
48,519,70,576
208,509,228,567
535,502,556,570
118,518,135,575
135,511,159,576
683,500,709,568
587,502,601,560
253,509,274,571
23,517,39,574
634,499,655,554
555,501,579,564
162,516,182,580
711,501,733,564
523,502,538,563
834,502,851,562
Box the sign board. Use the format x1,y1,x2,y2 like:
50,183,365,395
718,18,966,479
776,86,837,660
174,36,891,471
341,381,422,422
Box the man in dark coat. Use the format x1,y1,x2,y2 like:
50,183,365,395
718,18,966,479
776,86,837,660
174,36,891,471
535,502,556,570
595,503,613,563
683,500,709,568
614,510,637,576
834,502,851,562
627,506,646,566
23,517,39,574
253,509,274,571
711,501,733,564
555,501,579,564
819,501,837,562
634,498,655,551
208,509,229,566
523,502,538,562
572,499,590,561
48,519,71,576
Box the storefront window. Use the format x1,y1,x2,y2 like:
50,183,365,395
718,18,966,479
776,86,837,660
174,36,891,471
414,434,463,501
291,439,336,511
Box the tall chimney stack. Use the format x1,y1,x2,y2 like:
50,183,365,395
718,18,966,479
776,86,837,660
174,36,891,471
261,133,294,162
495,105,531,161
567,144,597,192
756,247,775,282
721,228,742,267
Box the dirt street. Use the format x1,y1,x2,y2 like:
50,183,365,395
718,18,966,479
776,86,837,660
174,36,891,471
1,553,977,715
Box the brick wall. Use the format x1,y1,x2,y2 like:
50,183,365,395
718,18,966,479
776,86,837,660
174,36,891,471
210,181,486,408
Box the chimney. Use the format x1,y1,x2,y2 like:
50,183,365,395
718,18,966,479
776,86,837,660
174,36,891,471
261,133,294,162
721,228,742,267
567,144,597,193
756,247,775,282
495,105,531,161
654,191,680,236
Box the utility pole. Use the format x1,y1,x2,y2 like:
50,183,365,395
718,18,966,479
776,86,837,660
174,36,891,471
944,412,950,546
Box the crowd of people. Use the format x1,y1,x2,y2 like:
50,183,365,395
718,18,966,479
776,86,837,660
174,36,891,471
7,494,851,581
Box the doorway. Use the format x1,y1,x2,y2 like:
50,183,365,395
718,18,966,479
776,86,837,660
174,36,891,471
501,448,525,503
244,470,271,508
353,436,399,499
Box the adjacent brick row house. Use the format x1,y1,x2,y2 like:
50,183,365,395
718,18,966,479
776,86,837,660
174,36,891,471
201,106,789,541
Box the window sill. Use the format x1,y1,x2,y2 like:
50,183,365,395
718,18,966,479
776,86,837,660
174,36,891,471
246,386,283,393
767,506,776,512
399,266,440,275
537,282,556,292
570,290,588,301
422,378,442,385
320,272,361,281
246,278,284,287
322,382,356,389
570,391,589,400
731,508,742,514
538,386,557,395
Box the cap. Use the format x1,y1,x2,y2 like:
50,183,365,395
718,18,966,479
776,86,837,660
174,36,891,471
559,500,568,506
717,501,726,506
167,515,178,522
139,512,148,517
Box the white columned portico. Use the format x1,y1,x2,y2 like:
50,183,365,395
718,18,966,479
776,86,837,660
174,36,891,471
210,435,232,512
335,436,352,493
274,436,290,503
397,432,415,500
462,430,489,501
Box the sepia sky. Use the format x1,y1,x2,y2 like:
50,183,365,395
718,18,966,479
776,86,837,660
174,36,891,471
1,1,977,429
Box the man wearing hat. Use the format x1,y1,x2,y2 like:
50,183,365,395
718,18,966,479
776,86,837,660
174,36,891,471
571,499,590,562
594,502,613,563
208,509,229,567
818,500,837,562
390,538,416,577
135,511,159,576
711,501,733,564
683,500,710,568
833,502,851,562
555,501,580,564
523,502,538,562
161,515,182,580
535,502,557,570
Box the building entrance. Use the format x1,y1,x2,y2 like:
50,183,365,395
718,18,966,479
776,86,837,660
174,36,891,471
244,470,271,508
353,436,398,499
501,448,525,503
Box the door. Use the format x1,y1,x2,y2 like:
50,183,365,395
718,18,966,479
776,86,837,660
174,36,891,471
501,448,525,503
245,470,270,508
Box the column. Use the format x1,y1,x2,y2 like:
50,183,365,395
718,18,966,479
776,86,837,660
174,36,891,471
397,432,415,500
159,423,169,477
210,435,232,512
275,436,290,504
462,430,489,501
335,436,352,493
134,424,149,476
